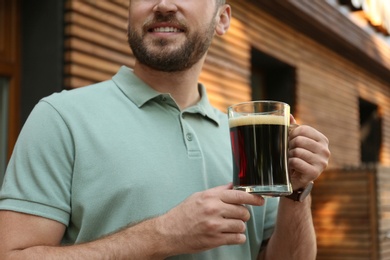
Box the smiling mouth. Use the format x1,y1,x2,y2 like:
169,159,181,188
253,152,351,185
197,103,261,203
151,27,184,33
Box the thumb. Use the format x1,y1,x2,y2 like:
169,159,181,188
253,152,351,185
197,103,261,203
210,183,234,192
289,115,299,134
290,114,297,125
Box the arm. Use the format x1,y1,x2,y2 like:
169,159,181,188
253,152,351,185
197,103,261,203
258,196,316,260
0,184,264,260
0,210,169,260
259,120,330,260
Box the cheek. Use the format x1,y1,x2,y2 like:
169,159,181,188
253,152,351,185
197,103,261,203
128,3,152,25
128,14,146,36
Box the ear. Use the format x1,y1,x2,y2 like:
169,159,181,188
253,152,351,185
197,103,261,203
215,5,231,36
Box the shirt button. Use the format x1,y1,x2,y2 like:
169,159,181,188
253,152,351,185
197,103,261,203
186,133,193,141
161,96,167,102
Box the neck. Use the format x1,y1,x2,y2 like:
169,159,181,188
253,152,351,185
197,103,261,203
133,57,206,110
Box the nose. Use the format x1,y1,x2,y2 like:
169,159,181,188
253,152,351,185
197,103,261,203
153,0,178,14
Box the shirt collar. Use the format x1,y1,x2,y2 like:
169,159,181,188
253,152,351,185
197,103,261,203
112,66,161,107
183,84,220,126
112,66,220,126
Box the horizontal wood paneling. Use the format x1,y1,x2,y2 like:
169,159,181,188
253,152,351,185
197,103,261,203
64,0,131,88
378,166,390,259
312,169,379,260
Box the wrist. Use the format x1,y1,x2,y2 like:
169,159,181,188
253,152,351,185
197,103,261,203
119,217,173,259
151,215,179,258
284,181,314,202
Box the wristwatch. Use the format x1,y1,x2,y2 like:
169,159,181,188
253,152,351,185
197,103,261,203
285,181,314,202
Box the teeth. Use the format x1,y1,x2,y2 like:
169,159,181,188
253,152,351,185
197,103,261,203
154,27,180,33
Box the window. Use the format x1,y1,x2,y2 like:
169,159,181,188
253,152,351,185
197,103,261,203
0,78,9,184
251,48,296,113
359,98,382,163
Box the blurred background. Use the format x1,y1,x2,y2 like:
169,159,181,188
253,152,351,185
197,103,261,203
0,0,389,259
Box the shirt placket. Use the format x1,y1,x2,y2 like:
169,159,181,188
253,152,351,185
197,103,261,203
180,112,202,158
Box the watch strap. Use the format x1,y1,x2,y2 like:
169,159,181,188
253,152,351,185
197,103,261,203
285,181,314,202
285,189,303,201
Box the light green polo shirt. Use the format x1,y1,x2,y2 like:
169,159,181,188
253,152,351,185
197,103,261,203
0,66,278,259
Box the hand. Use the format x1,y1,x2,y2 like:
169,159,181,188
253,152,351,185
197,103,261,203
156,184,264,256
288,116,330,190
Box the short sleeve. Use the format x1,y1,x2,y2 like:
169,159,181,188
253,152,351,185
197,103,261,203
0,100,74,225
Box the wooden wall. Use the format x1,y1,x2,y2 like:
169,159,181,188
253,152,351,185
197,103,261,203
64,0,133,88
312,166,390,260
64,0,390,169
312,168,379,260
378,166,390,259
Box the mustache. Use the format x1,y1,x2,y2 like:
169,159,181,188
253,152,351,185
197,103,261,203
143,13,187,31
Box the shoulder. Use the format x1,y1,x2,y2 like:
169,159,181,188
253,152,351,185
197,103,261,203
36,79,130,119
41,80,117,106
29,79,128,129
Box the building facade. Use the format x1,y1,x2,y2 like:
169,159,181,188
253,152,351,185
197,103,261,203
1,0,390,259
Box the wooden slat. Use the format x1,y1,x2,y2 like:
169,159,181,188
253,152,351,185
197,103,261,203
64,76,96,89
64,64,113,83
65,50,122,74
64,12,126,42
108,0,128,9
65,38,133,66
83,0,128,19
65,24,129,54
66,1,127,30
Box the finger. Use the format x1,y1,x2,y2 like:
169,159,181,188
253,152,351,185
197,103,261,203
289,123,300,135
289,136,330,157
209,183,234,192
288,156,325,181
219,219,247,233
220,233,247,245
290,114,297,124
289,125,329,145
220,190,264,206
289,115,299,134
289,146,329,169
220,204,251,222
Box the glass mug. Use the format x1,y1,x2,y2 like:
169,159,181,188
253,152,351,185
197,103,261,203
228,101,293,196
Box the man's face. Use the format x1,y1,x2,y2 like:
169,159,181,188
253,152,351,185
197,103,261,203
127,0,220,72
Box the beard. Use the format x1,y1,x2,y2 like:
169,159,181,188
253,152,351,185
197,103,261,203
127,13,216,72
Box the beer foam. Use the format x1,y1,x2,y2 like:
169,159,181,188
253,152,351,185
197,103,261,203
229,115,288,127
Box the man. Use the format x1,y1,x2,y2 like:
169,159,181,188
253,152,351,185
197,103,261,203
0,0,330,259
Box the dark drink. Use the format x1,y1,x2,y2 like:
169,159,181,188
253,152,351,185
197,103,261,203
229,115,292,196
